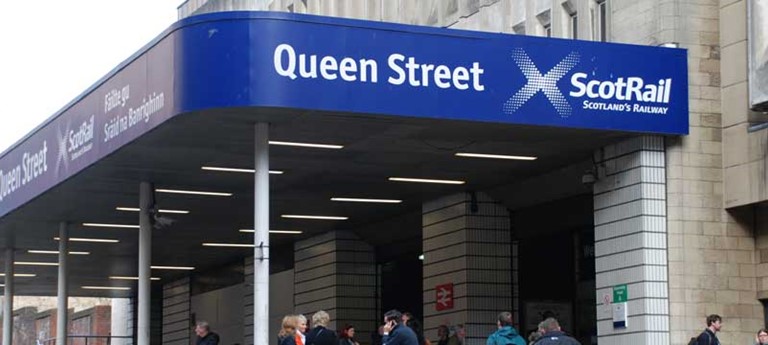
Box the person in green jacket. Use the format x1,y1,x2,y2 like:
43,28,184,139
486,312,526,345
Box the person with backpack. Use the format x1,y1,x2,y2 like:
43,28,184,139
486,312,526,345
531,318,579,345
691,314,722,345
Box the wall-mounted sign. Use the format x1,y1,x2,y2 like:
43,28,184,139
435,283,454,311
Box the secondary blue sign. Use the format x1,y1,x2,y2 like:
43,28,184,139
0,12,688,218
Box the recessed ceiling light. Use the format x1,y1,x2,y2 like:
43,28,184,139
202,243,256,248
14,261,58,266
54,237,119,243
83,223,140,229
281,214,348,220
150,265,195,270
331,197,402,203
268,141,344,149
109,276,161,281
82,286,130,291
0,273,36,277
156,189,232,197
239,229,303,234
115,207,190,214
388,177,465,185
27,250,90,255
201,166,284,174
455,152,537,160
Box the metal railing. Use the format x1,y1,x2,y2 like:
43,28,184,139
39,335,133,345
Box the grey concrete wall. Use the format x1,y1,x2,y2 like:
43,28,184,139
191,284,245,345
293,231,378,341
422,192,513,345
722,0,768,209
593,136,670,344
161,278,190,345
243,259,295,345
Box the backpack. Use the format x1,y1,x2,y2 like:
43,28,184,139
687,331,713,345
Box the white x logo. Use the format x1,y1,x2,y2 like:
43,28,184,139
503,48,580,117
55,125,69,178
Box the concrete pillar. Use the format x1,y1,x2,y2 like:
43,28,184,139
293,231,378,336
111,298,134,345
138,182,153,345
2,248,13,345
422,192,513,345
593,136,669,344
56,222,68,345
253,122,270,345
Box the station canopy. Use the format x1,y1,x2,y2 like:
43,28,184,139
0,12,688,296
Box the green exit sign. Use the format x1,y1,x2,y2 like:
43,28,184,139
613,284,628,303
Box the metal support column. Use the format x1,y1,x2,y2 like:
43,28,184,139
3,248,13,345
138,182,153,345
57,222,69,345
254,123,270,345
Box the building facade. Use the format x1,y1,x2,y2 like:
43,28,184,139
171,1,768,345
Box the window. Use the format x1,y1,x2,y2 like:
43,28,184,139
537,10,552,37
597,0,607,41
513,22,527,35
563,0,578,39
571,13,578,39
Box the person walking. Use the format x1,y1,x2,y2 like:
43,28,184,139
531,318,578,345
306,311,337,345
693,314,721,345
486,312,525,345
195,321,220,345
278,315,299,345
436,325,450,345
339,324,360,345
382,309,419,345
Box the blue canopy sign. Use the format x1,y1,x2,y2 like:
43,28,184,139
0,12,688,218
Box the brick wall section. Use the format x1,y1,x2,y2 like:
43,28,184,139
662,0,763,340
422,192,512,345
293,231,378,341
593,136,670,345
722,0,768,208
90,306,112,345
756,206,768,298
162,277,191,345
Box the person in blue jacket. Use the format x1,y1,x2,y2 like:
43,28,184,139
486,312,526,345
531,318,579,345
382,310,419,345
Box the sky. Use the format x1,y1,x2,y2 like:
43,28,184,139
0,1,181,153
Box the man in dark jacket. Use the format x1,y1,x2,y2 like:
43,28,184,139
486,312,526,345
694,314,722,345
195,321,220,345
382,310,419,345
306,310,338,345
533,318,579,345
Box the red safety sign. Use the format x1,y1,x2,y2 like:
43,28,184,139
435,283,454,311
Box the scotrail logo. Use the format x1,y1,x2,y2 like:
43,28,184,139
503,48,580,118
504,48,675,117
55,116,95,178
55,124,70,178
